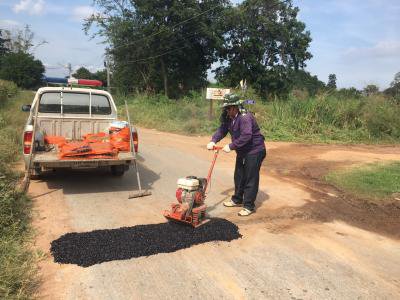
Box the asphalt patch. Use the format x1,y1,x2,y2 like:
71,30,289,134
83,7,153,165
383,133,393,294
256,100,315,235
50,218,241,267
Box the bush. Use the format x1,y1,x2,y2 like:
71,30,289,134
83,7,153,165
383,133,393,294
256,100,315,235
0,52,44,89
120,91,400,144
363,96,400,139
0,91,38,299
0,80,18,105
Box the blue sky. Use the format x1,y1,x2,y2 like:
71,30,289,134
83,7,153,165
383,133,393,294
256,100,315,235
0,0,399,89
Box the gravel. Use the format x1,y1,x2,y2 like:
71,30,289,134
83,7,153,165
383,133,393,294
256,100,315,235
50,218,241,267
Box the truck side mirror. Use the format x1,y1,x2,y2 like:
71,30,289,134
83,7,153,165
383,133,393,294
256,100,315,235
22,104,31,112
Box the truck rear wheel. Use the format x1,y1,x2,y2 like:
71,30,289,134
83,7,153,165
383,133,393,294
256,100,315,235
30,167,42,179
111,165,126,176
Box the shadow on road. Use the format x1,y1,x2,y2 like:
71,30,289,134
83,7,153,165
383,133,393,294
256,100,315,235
41,158,160,195
207,188,269,213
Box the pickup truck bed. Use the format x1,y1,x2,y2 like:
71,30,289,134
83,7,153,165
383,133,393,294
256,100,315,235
33,149,135,169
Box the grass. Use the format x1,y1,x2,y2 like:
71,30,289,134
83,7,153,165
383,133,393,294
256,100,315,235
0,89,39,299
117,91,400,144
325,162,400,200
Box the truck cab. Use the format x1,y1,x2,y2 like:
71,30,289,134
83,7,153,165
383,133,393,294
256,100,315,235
22,86,137,177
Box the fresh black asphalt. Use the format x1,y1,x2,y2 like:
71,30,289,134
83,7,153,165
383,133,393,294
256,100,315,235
50,218,242,267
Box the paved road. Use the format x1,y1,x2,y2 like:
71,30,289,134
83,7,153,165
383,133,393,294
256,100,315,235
31,128,400,299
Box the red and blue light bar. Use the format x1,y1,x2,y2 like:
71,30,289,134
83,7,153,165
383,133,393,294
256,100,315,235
44,76,103,87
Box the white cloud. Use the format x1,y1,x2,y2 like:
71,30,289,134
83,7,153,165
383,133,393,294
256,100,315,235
32,0,44,14
72,6,96,22
343,40,400,60
0,19,21,29
13,0,45,15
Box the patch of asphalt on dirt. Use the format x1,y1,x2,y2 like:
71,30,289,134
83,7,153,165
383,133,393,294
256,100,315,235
50,218,241,267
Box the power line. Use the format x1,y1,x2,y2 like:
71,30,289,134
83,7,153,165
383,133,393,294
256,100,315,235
114,0,293,65
122,44,191,65
110,2,225,52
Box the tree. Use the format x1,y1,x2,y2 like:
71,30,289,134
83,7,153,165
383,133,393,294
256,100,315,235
0,52,44,89
72,67,93,79
327,74,337,90
335,87,362,99
363,84,379,97
291,70,325,96
391,72,400,87
2,25,47,54
85,0,229,97
215,0,312,98
384,71,400,100
0,29,10,57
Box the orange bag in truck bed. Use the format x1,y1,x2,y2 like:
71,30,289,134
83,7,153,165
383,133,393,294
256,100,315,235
110,127,131,152
83,132,109,143
59,141,117,159
44,135,66,147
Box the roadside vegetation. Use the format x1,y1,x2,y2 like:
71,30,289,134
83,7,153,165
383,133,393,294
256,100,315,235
120,90,400,144
0,81,38,299
325,162,400,200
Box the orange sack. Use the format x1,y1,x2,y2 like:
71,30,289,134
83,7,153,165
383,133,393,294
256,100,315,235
110,127,131,152
45,135,66,147
59,141,91,158
59,141,117,159
83,132,109,143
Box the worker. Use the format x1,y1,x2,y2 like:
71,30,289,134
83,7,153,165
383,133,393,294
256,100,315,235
207,94,266,216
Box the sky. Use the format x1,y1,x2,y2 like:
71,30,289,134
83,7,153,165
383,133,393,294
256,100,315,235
0,0,399,89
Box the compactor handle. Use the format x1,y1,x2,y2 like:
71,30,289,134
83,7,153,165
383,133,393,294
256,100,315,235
204,146,222,193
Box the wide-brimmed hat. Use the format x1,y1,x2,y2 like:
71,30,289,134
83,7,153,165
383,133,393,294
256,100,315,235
221,93,242,107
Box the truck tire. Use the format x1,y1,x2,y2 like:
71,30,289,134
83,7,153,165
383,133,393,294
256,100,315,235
111,165,125,176
30,167,42,179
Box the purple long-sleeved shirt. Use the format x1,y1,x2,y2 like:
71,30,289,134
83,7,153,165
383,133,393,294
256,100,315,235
212,112,266,157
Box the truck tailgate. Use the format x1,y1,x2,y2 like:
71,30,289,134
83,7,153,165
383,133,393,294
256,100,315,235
33,150,134,168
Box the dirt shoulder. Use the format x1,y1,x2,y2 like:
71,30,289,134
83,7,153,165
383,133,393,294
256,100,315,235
264,142,400,239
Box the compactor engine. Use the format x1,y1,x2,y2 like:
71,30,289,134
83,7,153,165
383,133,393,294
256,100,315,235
165,176,208,227
163,146,221,228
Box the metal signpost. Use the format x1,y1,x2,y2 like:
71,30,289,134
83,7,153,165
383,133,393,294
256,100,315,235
206,88,230,120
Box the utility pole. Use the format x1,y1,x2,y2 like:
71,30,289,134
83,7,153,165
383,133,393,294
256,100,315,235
105,56,111,93
67,63,72,78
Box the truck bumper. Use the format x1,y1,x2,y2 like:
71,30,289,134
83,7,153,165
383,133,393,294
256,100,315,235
24,152,135,169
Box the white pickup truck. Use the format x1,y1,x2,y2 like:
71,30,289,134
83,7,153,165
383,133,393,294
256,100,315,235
22,86,137,177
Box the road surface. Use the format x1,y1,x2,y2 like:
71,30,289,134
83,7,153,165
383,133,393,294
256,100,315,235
30,128,400,299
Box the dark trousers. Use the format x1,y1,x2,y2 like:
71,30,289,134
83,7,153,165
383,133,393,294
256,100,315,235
232,149,266,210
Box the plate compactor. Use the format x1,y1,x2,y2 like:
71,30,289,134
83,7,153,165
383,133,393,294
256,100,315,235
163,146,222,228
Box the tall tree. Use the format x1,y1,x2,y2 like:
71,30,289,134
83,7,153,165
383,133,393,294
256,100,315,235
327,74,337,90
215,0,312,98
390,72,400,87
85,0,229,97
2,25,47,54
0,52,44,89
0,29,10,57
384,73,400,100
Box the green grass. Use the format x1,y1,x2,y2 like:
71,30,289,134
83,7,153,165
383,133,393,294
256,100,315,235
325,162,400,199
0,89,38,299
117,91,400,144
